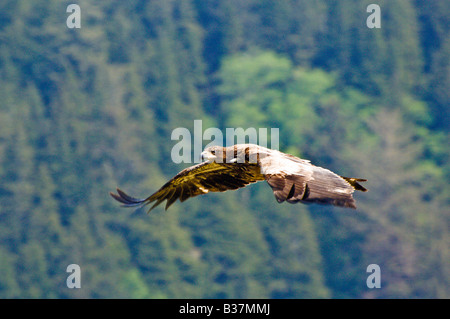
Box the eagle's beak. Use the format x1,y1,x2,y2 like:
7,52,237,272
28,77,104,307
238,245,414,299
201,151,215,162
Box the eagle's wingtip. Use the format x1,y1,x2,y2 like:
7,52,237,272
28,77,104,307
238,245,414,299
110,188,147,207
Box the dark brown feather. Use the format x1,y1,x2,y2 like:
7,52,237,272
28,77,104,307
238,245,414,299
110,161,265,213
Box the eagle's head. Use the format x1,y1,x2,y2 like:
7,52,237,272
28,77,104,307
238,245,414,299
201,145,223,162
201,144,263,164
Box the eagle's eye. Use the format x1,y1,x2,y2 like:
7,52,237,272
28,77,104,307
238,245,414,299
211,150,216,155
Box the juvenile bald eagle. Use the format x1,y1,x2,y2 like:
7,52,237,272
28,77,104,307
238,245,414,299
110,144,367,211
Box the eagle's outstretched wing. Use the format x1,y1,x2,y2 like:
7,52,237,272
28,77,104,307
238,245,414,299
110,161,265,212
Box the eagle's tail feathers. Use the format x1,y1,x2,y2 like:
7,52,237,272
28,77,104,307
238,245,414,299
341,177,368,192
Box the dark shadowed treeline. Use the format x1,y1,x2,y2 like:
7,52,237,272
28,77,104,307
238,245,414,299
0,0,448,298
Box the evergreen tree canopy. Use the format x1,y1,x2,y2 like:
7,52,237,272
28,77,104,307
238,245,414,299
0,0,447,299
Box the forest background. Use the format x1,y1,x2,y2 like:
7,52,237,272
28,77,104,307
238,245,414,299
0,0,448,298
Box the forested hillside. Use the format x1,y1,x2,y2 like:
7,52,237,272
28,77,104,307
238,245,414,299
0,0,448,298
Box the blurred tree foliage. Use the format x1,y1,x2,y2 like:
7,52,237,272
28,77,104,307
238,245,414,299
0,0,448,298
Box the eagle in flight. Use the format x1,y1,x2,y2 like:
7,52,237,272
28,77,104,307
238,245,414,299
110,144,367,212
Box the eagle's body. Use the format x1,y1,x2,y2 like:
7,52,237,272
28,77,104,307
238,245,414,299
110,144,367,211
